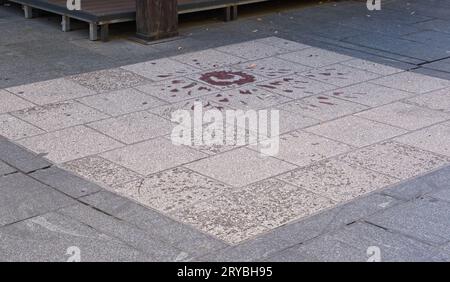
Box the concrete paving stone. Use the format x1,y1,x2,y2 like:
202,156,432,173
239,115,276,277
367,197,450,245
175,178,335,245
29,166,102,198
18,125,123,164
324,82,413,107
306,116,407,147
0,173,75,226
204,193,400,261
256,130,353,167
394,123,450,157
0,160,16,176
79,190,229,256
402,30,450,48
253,37,312,52
208,85,291,110
121,58,200,81
0,89,34,113
216,41,290,60
186,147,296,187
101,137,206,175
276,110,319,134
412,66,450,81
343,17,422,37
301,64,381,87
274,222,438,262
340,57,412,76
308,24,366,41
236,57,312,79
356,102,450,130
58,203,185,261
371,71,450,94
0,113,44,140
421,165,450,190
279,95,368,121
69,68,148,92
429,188,450,203
256,75,337,100
422,61,450,73
278,158,398,202
0,136,51,173
278,47,353,68
406,88,450,113
113,167,231,213
0,212,150,262
172,49,244,70
77,88,167,117
189,67,266,90
6,78,95,105
432,243,450,262
414,19,450,34
135,77,218,103
149,97,229,120
340,141,450,180
12,101,108,132
62,156,141,188
87,111,173,144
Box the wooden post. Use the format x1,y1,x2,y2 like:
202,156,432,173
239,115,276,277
135,0,178,41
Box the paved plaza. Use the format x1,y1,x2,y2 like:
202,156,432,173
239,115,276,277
1,0,450,261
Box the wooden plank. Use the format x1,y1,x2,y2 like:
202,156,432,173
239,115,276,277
136,0,178,41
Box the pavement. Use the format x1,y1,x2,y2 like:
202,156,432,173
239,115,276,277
1,0,450,261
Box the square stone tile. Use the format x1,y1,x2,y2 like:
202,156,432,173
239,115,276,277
0,114,44,140
371,71,450,94
339,141,450,179
254,37,312,51
172,49,244,70
0,90,34,113
276,110,320,134
62,156,142,187
185,147,296,187
279,95,368,121
77,88,166,117
216,41,289,60
18,126,123,163
113,167,231,213
256,76,337,99
394,123,450,157
69,68,148,92
6,78,95,105
236,57,312,79
149,97,229,120
406,88,450,113
208,85,291,110
255,130,353,167
173,178,335,244
341,59,404,76
88,111,172,144
189,68,265,90
278,159,398,202
278,47,353,68
135,78,218,103
12,101,108,132
101,137,207,175
356,102,450,130
306,116,407,147
302,64,381,87
325,82,413,107
121,58,200,81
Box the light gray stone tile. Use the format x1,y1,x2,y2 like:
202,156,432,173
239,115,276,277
371,71,450,94
101,137,207,175
0,89,34,113
406,88,450,113
18,126,123,163
278,47,353,68
186,147,296,187
6,78,95,105
189,68,266,90
340,141,450,180
236,57,312,79
0,114,44,140
149,97,229,120
12,101,108,132
256,76,337,99
302,64,380,87
278,159,398,202
216,41,289,60
172,49,244,70
254,37,312,52
121,58,200,81
341,59,404,75
77,88,167,117
356,102,450,130
306,116,407,147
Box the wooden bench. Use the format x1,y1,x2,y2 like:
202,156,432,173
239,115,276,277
6,0,271,41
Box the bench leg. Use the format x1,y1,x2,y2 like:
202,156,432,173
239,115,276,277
23,5,33,19
100,24,109,42
224,5,238,22
89,23,98,41
61,15,71,32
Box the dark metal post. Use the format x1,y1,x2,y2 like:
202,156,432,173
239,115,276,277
135,0,178,41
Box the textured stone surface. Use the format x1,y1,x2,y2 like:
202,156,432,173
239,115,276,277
0,114,44,140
